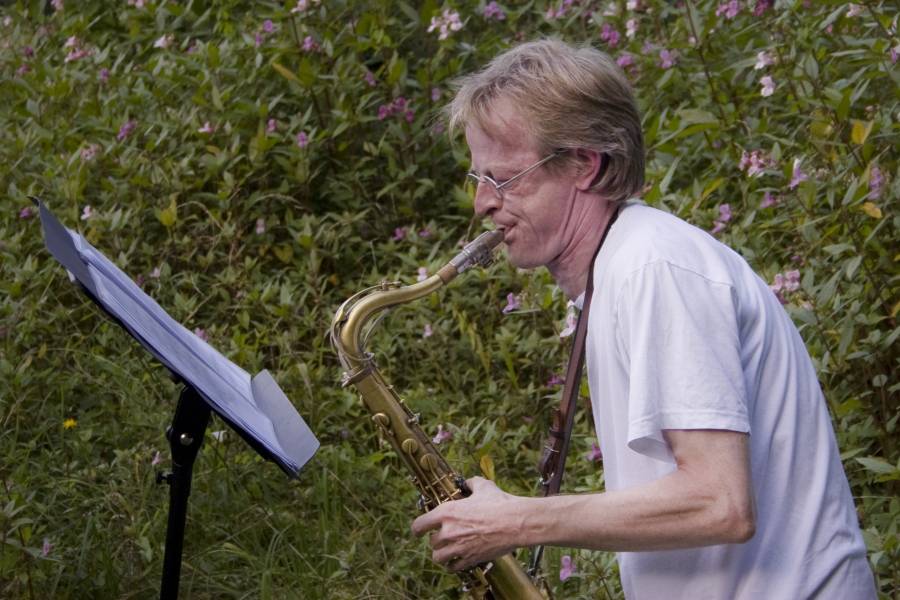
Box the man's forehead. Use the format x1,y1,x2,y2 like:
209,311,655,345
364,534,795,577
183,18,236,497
476,96,531,145
465,97,536,160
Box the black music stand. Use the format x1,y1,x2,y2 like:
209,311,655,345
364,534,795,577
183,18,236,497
35,198,319,600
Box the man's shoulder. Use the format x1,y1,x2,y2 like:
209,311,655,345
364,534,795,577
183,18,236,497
602,201,733,282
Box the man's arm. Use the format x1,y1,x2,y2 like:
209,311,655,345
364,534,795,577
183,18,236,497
411,429,754,571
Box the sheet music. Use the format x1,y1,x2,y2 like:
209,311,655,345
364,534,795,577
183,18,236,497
39,202,318,477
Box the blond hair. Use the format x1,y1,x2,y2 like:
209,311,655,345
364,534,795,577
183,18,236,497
447,39,644,204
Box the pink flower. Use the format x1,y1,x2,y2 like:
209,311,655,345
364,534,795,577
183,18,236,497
717,204,732,223
891,45,899,65
392,97,408,111
99,67,109,83
291,0,309,13
404,109,415,123
428,9,463,40
560,555,576,581
128,0,147,8
63,38,93,63
547,373,564,387
266,118,277,133
23,46,34,58
659,49,677,69
715,0,741,19
117,119,137,142
377,105,391,120
431,87,441,102
364,70,377,87
754,51,775,70
586,443,602,462
710,204,731,235
19,206,34,219
432,424,453,444
483,1,506,20
738,149,774,177
80,205,93,220
868,166,884,200
150,266,162,279
784,270,800,292
392,227,407,241
41,538,53,558
752,0,773,16
153,34,174,50
262,19,275,33
502,292,521,314
194,328,209,342
760,75,775,97
296,131,309,148
789,158,808,189
80,144,100,161
600,23,621,48
16,64,31,76
255,218,266,234
254,32,264,47
198,121,216,134
616,53,635,69
151,450,163,466
51,0,63,11
301,36,318,52
760,191,778,208
417,267,428,282
422,323,434,338
846,3,864,17
625,18,638,38
418,227,432,238
770,270,801,303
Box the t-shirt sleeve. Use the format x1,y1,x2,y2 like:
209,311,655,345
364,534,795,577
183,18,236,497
614,260,750,462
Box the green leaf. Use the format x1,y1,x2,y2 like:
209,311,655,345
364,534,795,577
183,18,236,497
271,62,298,83
856,457,899,478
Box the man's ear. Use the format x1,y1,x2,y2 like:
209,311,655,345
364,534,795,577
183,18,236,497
573,149,604,191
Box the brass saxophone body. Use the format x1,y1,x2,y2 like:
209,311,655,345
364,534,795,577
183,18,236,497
330,230,544,600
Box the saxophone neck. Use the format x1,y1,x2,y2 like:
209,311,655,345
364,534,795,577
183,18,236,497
330,229,505,373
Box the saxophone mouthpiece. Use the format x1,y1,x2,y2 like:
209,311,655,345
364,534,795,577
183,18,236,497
449,230,505,273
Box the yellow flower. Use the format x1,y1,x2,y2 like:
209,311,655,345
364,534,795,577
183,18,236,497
62,418,77,430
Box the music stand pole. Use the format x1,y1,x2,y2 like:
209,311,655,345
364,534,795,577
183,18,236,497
157,385,211,600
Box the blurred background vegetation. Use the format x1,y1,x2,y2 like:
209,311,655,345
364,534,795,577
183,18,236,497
1,0,897,598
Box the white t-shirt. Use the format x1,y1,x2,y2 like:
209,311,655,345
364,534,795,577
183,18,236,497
583,201,875,599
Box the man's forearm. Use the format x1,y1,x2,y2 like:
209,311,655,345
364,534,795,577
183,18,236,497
514,465,755,553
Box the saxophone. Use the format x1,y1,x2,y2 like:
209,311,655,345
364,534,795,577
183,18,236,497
330,230,545,600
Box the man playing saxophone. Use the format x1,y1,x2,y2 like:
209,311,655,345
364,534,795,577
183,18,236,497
411,39,875,599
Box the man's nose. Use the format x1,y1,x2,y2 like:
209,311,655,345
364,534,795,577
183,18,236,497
473,183,501,217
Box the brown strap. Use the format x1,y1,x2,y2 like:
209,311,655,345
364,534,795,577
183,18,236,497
537,206,619,497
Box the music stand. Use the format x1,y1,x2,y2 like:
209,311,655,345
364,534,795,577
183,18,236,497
35,198,320,600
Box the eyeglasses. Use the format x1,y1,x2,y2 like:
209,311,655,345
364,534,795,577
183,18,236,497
466,151,562,200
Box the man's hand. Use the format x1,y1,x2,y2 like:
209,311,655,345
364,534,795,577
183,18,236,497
411,477,525,572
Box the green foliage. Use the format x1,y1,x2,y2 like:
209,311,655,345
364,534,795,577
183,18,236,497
1,0,897,598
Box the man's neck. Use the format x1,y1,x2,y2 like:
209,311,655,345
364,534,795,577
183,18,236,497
547,196,618,300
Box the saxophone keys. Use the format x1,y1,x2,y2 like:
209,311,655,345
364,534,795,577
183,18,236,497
372,413,390,429
401,438,419,455
419,453,438,471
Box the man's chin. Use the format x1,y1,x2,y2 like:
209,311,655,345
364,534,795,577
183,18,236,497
506,251,542,270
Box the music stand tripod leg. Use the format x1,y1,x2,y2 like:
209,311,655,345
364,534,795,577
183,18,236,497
157,386,211,600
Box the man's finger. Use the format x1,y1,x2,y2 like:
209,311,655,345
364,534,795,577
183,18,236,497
411,509,441,536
